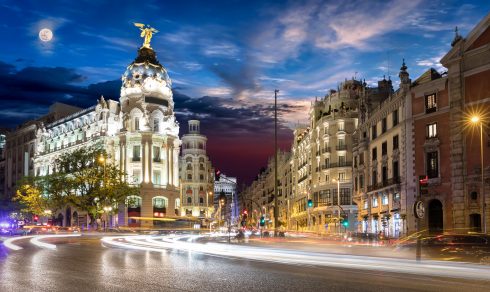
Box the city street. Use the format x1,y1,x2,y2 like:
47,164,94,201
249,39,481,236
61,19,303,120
1,234,490,291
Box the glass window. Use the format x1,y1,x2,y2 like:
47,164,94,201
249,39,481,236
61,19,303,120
359,175,364,188
382,142,387,156
372,124,377,139
132,170,141,183
392,109,399,126
382,194,389,205
133,145,140,161
199,197,204,204
134,117,140,130
393,135,399,150
393,161,399,179
364,200,368,209
427,123,437,138
427,151,438,178
372,197,378,207
338,155,346,166
372,147,377,161
153,197,167,208
187,197,192,204
338,121,344,131
382,118,387,133
153,171,161,185
425,94,437,113
153,146,160,161
153,118,159,132
338,172,345,181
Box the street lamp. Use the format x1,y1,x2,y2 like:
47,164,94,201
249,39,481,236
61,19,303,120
332,178,341,234
470,115,487,234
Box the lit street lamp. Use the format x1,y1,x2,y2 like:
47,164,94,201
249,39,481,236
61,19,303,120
470,115,487,234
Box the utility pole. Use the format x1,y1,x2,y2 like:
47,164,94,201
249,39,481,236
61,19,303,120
274,89,279,237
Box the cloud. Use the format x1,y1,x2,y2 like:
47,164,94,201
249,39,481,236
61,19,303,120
415,53,446,72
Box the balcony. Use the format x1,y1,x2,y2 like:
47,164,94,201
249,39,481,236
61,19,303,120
153,157,161,163
367,177,401,192
336,145,347,151
322,147,331,153
132,157,141,162
298,175,308,183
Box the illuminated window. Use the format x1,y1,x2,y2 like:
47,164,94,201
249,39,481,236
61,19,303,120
372,197,378,207
427,123,437,138
425,94,437,113
382,194,389,205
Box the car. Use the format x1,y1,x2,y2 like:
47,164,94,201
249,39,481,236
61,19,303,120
27,226,57,235
56,226,81,233
395,234,490,264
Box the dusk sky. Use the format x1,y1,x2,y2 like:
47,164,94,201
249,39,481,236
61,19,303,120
1,0,489,184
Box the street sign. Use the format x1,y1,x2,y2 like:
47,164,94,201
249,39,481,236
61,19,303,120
414,201,425,219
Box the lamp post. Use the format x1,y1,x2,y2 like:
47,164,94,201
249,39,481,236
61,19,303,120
332,178,341,234
470,116,486,234
219,198,225,232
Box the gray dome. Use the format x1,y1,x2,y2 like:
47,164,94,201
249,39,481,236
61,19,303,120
122,47,172,87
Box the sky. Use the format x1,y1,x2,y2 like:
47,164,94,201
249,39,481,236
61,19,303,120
1,0,489,185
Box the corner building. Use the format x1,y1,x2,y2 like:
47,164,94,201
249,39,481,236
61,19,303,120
32,44,213,228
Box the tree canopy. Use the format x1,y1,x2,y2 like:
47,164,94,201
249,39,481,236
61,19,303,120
14,146,139,221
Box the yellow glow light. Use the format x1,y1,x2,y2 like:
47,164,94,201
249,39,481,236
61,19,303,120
471,116,480,123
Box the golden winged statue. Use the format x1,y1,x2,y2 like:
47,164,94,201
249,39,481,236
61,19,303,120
134,23,158,48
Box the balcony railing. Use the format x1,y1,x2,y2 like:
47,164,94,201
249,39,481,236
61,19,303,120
298,175,308,183
336,145,347,151
367,177,401,192
322,147,331,153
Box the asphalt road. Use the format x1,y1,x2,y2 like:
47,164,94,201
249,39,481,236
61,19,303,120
1,235,490,292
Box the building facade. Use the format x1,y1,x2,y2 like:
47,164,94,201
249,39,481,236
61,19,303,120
12,42,218,228
353,64,414,238
180,120,215,221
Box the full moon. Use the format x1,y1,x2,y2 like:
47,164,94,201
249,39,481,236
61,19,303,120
39,28,53,42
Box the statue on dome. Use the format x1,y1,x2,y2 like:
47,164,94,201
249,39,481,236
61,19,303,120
134,23,158,49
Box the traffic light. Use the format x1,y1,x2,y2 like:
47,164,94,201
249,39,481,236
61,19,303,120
307,199,313,208
259,216,265,226
33,215,39,222
215,169,221,181
341,215,349,227
419,175,428,196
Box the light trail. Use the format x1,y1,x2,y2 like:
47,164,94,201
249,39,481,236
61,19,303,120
2,236,35,250
30,234,81,249
2,234,82,250
101,234,490,281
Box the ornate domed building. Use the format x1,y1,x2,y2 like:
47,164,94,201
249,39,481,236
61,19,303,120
32,27,214,228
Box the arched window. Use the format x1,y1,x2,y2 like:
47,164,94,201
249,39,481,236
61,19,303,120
187,174,192,180
187,197,192,204
152,197,168,208
199,197,204,204
199,157,204,163
186,157,192,163
126,195,142,208
186,164,192,170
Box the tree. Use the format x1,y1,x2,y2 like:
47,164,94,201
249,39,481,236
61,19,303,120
53,146,139,225
13,177,49,215
14,146,139,226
